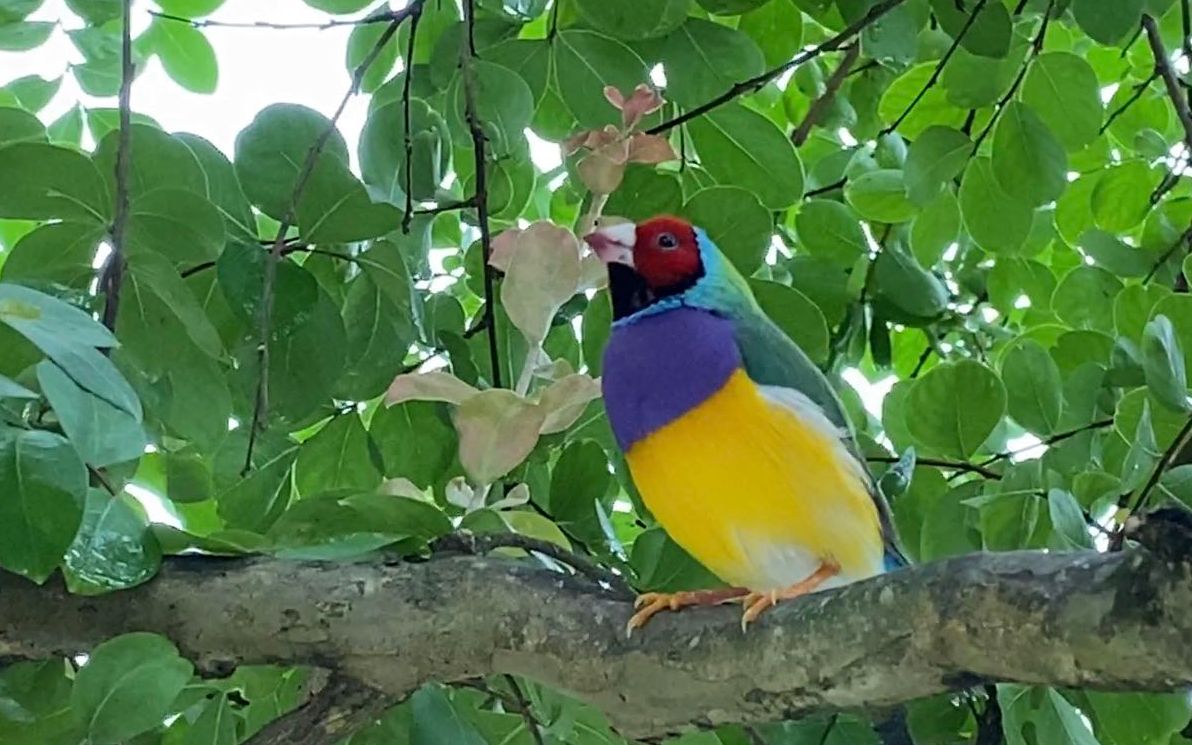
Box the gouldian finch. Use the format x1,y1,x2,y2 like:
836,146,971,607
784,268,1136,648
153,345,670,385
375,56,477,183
584,216,907,633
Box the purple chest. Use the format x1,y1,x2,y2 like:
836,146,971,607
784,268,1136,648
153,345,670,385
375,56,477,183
601,307,742,452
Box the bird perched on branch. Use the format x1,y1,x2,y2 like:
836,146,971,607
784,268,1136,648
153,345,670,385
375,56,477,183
585,215,907,633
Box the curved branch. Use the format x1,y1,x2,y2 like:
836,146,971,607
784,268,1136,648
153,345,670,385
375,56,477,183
2,542,1191,739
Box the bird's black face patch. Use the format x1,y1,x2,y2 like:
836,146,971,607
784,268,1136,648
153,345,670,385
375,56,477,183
606,262,704,321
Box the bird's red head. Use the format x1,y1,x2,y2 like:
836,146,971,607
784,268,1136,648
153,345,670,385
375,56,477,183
585,215,703,290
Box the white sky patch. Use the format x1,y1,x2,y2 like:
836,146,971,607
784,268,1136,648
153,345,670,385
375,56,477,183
841,368,895,420
525,127,561,172
125,483,183,529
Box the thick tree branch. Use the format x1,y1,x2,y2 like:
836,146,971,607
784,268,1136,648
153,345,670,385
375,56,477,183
98,0,134,334
244,671,392,745
3,545,1191,739
646,0,906,135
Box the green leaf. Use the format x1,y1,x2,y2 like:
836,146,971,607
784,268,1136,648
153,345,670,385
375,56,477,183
37,361,148,467
0,281,116,348
3,74,60,112
121,251,225,361
371,401,456,488
296,157,402,243
346,20,398,94
739,0,802,67
1092,160,1156,232
1002,339,1064,436
183,693,239,745
574,0,689,40
449,60,534,158
1079,229,1153,278
234,103,350,221
1046,488,1094,550
630,526,722,591
65,0,119,23
71,633,194,744
147,18,218,93
0,105,45,145
0,142,111,222
658,19,765,108
1000,686,1099,745
910,188,960,267
991,101,1067,207
604,165,684,221
907,360,1006,458
303,0,371,10
63,489,162,594
1021,52,1102,151
550,439,610,542
845,169,917,223
0,221,104,289
127,188,226,267
688,102,804,209
1121,398,1159,492
959,156,1032,254
930,0,1011,58
879,62,968,138
552,29,649,129
360,98,451,204
1073,0,1144,44
337,275,417,401
0,428,86,583
904,126,970,205
410,685,488,745
748,279,830,365
294,413,383,496
0,0,44,23
155,0,226,14
47,104,84,146
1142,314,1190,412
0,20,52,50
0,372,36,398
93,124,207,200
872,239,949,321
1086,692,1192,745
1052,265,1122,332
683,185,772,275
795,199,868,267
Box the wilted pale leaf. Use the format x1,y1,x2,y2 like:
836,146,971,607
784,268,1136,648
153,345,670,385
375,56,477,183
539,373,602,434
626,132,677,164
380,477,429,500
578,146,628,195
445,475,483,512
578,251,609,291
489,227,522,272
502,222,583,344
386,371,479,406
488,482,530,511
453,389,546,485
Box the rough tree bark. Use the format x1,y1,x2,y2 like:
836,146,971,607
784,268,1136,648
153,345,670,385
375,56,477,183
2,537,1191,740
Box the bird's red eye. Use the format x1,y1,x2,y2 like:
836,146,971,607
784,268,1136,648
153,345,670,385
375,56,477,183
657,232,678,250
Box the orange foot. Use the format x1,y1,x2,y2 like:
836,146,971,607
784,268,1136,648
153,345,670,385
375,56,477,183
740,561,841,631
626,587,749,636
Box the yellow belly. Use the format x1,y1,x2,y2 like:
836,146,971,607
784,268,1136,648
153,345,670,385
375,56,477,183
625,369,884,591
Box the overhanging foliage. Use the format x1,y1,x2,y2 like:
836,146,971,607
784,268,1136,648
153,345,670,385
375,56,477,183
3,0,1192,744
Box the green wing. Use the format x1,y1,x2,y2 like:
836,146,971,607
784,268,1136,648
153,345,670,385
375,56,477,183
730,308,910,568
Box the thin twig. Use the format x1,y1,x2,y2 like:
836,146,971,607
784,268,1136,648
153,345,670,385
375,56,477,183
1101,71,1159,134
148,8,403,30
400,7,421,234
805,176,848,197
87,465,117,496
461,0,503,388
979,418,1114,468
98,0,134,335
413,197,478,216
1143,13,1192,156
242,10,418,474
866,455,1002,480
431,532,635,601
793,44,859,145
1143,223,1192,284
646,0,907,135
881,0,987,136
971,0,1053,153
503,676,546,745
1123,413,1192,524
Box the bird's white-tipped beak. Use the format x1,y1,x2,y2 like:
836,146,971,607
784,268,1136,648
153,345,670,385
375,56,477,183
583,222,636,268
